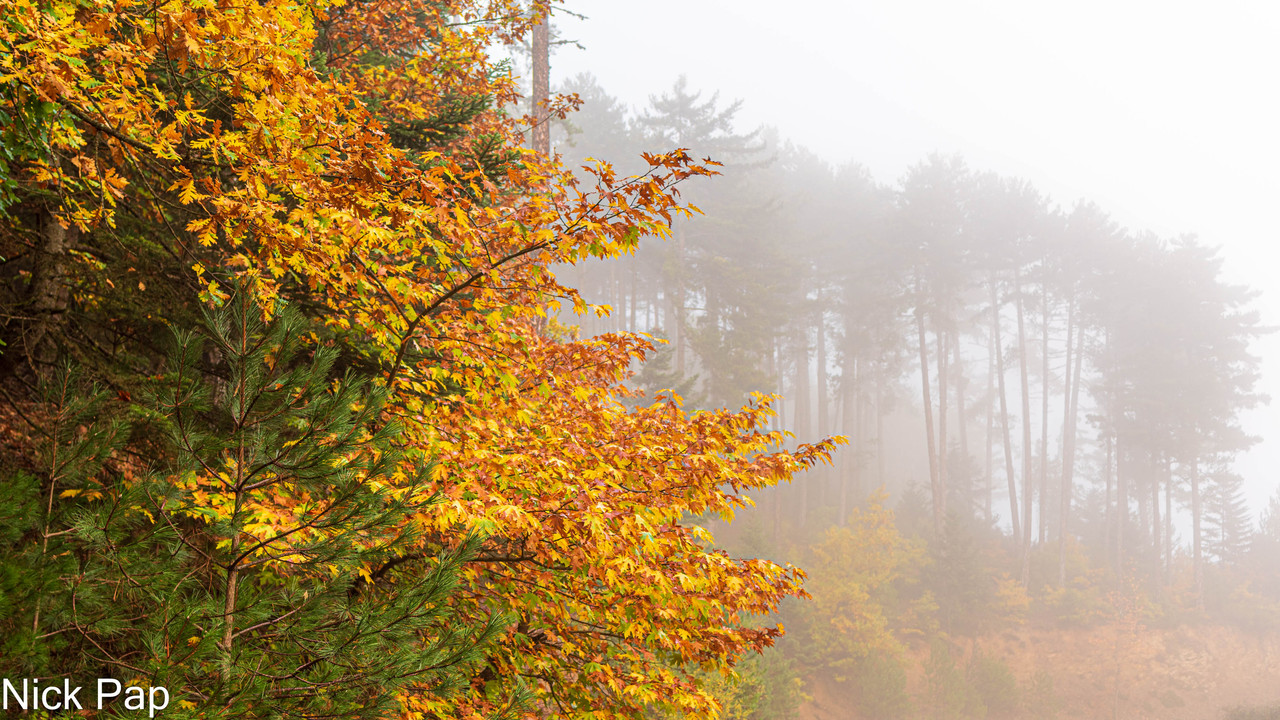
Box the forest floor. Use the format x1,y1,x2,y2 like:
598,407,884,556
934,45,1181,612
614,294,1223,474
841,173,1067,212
800,624,1280,720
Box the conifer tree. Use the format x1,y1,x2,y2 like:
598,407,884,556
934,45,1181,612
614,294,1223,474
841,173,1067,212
1,292,505,718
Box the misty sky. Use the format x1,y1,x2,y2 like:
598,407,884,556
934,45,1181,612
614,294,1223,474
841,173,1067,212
543,0,1280,515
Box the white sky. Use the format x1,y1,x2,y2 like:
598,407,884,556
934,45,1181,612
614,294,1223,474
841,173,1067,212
544,0,1280,516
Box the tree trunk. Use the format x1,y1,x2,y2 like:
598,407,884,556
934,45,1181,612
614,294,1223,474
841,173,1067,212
876,364,886,487
795,331,811,529
674,226,686,375
1117,434,1127,575
1105,430,1114,571
1191,459,1203,609
1164,458,1173,587
816,307,830,495
985,323,996,523
1150,456,1162,597
838,363,851,526
663,280,674,346
531,9,551,156
776,337,787,434
609,263,619,333
1059,305,1083,587
917,279,942,537
992,279,1020,544
1040,284,1050,545
1137,463,1150,553
629,259,638,332
817,309,829,439
839,356,859,526
1016,271,1033,585
772,338,784,541
953,329,970,516
26,208,73,368
937,326,949,524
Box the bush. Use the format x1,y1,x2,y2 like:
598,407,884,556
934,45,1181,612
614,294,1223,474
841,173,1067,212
851,653,912,720
1023,670,1061,719
1225,705,1280,720
967,651,1019,719
924,638,985,719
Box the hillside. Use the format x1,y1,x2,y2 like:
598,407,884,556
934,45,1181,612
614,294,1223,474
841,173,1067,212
800,624,1280,720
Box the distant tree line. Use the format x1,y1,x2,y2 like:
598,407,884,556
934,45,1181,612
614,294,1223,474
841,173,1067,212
554,73,1273,608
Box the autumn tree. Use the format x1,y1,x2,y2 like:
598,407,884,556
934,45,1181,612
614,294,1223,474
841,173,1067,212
799,494,922,712
0,1,839,719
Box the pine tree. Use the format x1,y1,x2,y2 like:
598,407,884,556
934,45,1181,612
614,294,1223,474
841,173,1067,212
1204,467,1252,566
0,292,507,718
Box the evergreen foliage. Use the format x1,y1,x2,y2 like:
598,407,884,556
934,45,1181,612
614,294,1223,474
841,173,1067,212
0,294,504,718
850,653,913,719
966,650,1019,719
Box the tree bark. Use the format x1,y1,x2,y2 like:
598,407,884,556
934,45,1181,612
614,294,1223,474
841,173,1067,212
1191,459,1203,609
1040,284,1051,545
991,279,1020,545
1058,304,1083,587
937,326,949,523
985,323,995,523
816,307,831,496
817,308,829,439
917,278,942,537
1016,270,1033,585
1164,458,1173,587
26,207,73,368
875,363,886,487
953,328,970,516
1150,455,1162,597
772,338,784,541
839,356,858,526
629,259,638,331
1105,430,1114,571
1137,462,1150,553
531,9,551,157
674,227,686,375
1117,434,1127,575
795,329,811,529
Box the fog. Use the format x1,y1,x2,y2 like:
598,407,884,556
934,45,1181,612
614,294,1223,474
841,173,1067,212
525,2,1280,718
545,0,1280,518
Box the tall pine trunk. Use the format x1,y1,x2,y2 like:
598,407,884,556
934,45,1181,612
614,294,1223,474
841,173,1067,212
839,357,857,526
917,277,942,537
937,326,949,524
816,308,830,496
1040,284,1050,545
795,331,811,529
674,224,686,375
817,309,829,438
1164,459,1173,587
991,279,1020,544
1016,271,1033,585
1149,456,1162,598
629,259,638,331
1105,430,1114,571
876,364,886,487
772,337,785,541
1058,304,1083,587
1191,459,1203,609
1116,434,1127,575
953,330,970,516
985,323,995,523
